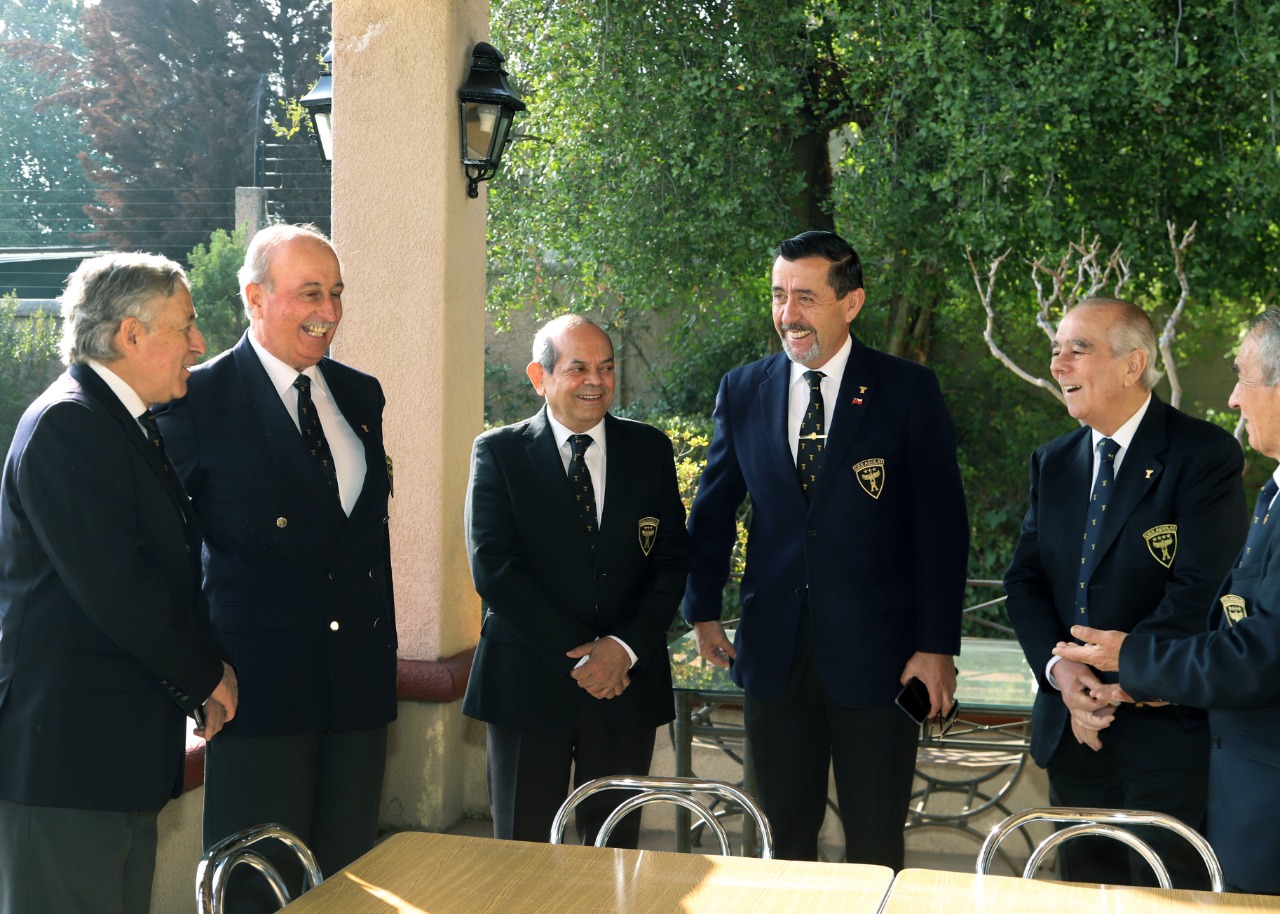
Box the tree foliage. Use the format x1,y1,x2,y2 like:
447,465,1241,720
0,0,94,246
187,225,248,359
0,293,62,453
8,0,330,260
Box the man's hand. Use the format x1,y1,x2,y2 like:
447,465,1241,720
196,662,238,739
567,638,632,699
900,651,956,720
1053,626,1127,672
693,621,736,669
1054,658,1115,751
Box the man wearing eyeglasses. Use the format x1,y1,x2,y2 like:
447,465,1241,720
1005,298,1246,888
1056,307,1280,896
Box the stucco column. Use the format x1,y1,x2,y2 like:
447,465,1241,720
330,0,489,829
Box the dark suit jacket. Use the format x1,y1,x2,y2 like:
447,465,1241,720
683,338,969,708
1004,394,1246,768
156,334,397,736
1120,503,1280,894
462,409,690,733
0,365,225,811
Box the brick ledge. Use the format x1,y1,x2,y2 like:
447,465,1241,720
182,646,476,793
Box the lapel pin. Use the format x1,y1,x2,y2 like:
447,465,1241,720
851,397,863,405
360,424,369,433
859,386,868,394
1144,469,1153,478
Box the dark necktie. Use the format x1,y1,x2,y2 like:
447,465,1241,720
1240,478,1279,567
796,370,826,500
137,411,174,482
293,374,340,501
567,433,598,540
1076,437,1120,623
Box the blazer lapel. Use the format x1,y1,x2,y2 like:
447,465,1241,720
318,359,387,525
759,354,801,496
232,339,345,519
525,408,595,556
812,337,876,504
1093,397,1168,563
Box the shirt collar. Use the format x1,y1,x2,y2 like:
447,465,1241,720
247,330,325,397
1090,392,1152,453
545,409,606,452
788,333,853,388
86,359,149,423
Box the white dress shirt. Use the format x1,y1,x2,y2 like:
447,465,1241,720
787,334,854,464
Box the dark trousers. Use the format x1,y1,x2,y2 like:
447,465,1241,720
203,726,388,914
1047,724,1210,890
486,702,656,847
0,797,158,914
744,608,919,865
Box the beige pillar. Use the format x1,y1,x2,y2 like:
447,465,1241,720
331,0,490,830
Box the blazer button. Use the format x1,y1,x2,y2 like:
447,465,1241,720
330,620,340,631
1212,736,1222,749
328,570,336,580
276,517,288,528
806,529,817,537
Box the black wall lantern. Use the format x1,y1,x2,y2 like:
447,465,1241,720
299,45,334,166
457,42,526,198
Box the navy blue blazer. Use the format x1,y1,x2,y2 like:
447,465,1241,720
683,338,969,709
1121,493,1280,895
157,334,397,736
1005,395,1246,769
0,365,224,811
463,409,690,733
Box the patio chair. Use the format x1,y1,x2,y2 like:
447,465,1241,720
976,806,1224,892
549,775,774,858
195,822,324,913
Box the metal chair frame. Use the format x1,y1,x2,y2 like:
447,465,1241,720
195,823,324,914
549,775,774,858
976,806,1224,892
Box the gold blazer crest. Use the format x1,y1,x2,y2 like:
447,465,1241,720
1220,593,1247,626
638,516,659,556
1142,523,1177,568
853,458,885,499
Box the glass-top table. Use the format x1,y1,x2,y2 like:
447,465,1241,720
667,631,1039,854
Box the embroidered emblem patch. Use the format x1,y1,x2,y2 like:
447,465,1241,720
1220,593,1247,626
638,516,659,556
1142,524,1177,568
853,458,885,499
386,455,395,497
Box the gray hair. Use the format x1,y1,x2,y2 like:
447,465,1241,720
59,253,188,366
1246,308,1280,386
531,314,603,373
238,223,337,316
1074,298,1163,390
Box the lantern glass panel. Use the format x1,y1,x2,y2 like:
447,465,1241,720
463,102,501,162
311,111,333,161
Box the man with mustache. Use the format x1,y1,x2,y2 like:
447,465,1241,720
1055,308,1280,895
684,230,969,864
157,224,397,911
1005,298,1245,888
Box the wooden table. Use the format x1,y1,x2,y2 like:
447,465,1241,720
880,868,1280,913
278,831,895,913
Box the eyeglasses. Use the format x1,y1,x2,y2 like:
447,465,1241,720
928,701,961,739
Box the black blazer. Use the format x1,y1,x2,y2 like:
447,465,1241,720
156,334,397,735
1005,394,1246,768
462,409,690,733
1121,508,1280,895
683,339,969,708
0,365,224,811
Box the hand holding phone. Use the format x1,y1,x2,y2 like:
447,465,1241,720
895,676,932,724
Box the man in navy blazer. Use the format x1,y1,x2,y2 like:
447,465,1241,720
464,314,690,846
1058,308,1280,895
684,231,969,865
1005,299,1245,887
157,225,397,908
0,253,236,914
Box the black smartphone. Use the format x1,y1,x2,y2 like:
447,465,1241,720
895,676,931,724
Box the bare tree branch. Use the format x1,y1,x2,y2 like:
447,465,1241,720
1157,219,1198,410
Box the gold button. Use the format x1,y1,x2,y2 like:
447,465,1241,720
329,621,340,631
276,517,288,528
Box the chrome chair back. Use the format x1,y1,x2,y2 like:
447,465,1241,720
549,775,774,858
195,823,324,914
976,806,1224,892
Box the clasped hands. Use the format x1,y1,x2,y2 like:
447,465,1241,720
1051,625,1166,751
567,638,632,699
